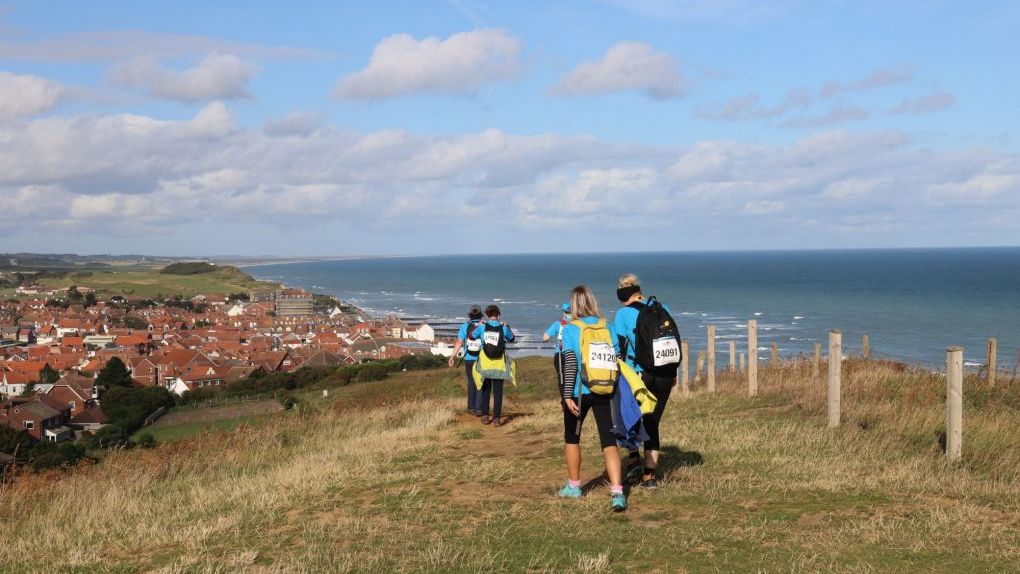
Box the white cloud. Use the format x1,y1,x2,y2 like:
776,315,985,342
0,71,66,121
109,52,257,102
263,111,326,137
890,90,955,115
2,106,1019,250
781,106,869,128
820,65,914,99
696,89,810,121
743,200,785,215
184,101,235,138
927,173,1018,204
515,168,659,225
333,29,521,100
552,41,685,99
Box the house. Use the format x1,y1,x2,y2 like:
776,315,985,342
169,365,232,395
0,371,36,400
0,398,73,442
292,348,352,369
251,350,294,372
45,375,97,418
402,322,435,343
69,405,106,432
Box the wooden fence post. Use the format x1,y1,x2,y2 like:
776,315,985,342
863,335,871,359
748,319,758,397
770,342,779,364
827,330,842,428
946,346,963,461
812,343,821,381
680,340,690,397
695,351,705,384
707,325,716,392
739,352,746,374
729,341,736,373
987,338,997,386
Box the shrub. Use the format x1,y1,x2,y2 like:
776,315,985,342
135,432,156,449
87,425,131,450
30,442,85,471
159,262,217,275
355,363,391,382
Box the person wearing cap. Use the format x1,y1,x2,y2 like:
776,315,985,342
542,302,572,385
449,304,485,415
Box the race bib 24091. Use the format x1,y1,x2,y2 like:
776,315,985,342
652,337,681,366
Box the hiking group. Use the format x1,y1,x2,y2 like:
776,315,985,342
449,274,681,512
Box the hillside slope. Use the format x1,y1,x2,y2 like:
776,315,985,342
2,358,1019,573
33,264,276,298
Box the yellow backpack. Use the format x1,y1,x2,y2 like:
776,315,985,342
572,318,618,395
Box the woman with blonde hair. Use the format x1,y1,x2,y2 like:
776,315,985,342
557,285,626,511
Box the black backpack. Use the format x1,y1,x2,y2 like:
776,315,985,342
628,296,682,376
481,323,506,359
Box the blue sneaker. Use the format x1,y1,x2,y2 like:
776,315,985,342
611,493,627,512
557,483,582,499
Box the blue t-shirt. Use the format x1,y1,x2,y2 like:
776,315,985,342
544,317,570,350
457,320,482,360
613,299,671,373
561,316,620,398
470,320,515,343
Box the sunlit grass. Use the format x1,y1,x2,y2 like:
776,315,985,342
2,357,1018,573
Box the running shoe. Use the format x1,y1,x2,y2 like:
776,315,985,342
611,493,628,512
641,478,659,491
557,483,582,499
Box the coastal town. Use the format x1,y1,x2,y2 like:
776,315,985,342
0,279,454,447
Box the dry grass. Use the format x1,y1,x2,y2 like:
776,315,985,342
2,357,1019,573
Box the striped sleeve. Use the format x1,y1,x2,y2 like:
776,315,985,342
560,350,578,401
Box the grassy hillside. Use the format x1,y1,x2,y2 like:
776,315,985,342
2,357,1018,573
32,265,277,298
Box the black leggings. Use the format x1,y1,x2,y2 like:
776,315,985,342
480,379,504,418
465,359,479,411
563,392,616,449
641,372,674,451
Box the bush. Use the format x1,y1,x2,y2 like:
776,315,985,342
159,262,217,275
355,363,391,382
135,432,156,449
87,425,131,449
176,386,223,406
101,386,174,434
275,390,298,410
30,442,85,471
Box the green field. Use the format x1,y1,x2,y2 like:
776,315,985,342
135,412,284,442
3,357,1018,573
32,265,278,298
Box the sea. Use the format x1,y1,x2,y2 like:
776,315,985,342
246,249,1020,369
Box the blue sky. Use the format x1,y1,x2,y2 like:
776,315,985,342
1,0,1018,255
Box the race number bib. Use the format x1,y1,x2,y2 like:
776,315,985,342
483,331,501,347
652,337,680,366
466,338,481,353
587,342,618,371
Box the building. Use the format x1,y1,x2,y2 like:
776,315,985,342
402,322,435,343
0,398,73,442
275,289,314,317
